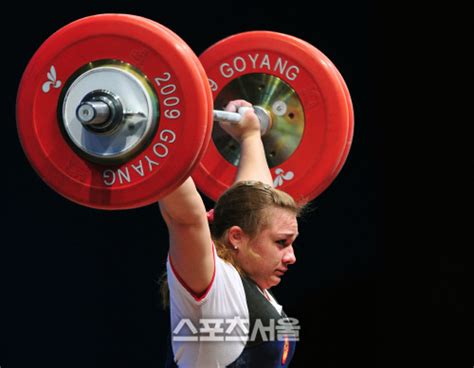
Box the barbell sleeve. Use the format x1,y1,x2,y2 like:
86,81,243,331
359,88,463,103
77,100,110,126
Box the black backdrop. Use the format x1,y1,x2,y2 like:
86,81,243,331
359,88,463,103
4,2,464,368
6,2,378,367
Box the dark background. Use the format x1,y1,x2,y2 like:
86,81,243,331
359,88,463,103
1,2,469,368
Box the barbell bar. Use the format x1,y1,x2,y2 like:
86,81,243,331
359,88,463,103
76,97,272,136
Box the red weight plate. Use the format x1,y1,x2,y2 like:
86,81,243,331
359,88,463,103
17,14,212,209
193,31,351,202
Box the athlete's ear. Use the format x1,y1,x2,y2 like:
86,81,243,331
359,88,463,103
227,226,247,249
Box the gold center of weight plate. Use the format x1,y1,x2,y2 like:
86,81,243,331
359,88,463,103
213,73,305,168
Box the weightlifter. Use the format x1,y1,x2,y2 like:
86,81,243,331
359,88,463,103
159,99,304,367
16,15,353,366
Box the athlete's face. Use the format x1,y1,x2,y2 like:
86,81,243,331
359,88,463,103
234,207,298,290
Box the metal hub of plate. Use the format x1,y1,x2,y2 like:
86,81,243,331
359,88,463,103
213,73,304,168
59,60,159,164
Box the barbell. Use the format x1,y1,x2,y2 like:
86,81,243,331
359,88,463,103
16,13,353,209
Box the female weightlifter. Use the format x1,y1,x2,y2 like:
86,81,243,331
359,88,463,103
159,99,304,367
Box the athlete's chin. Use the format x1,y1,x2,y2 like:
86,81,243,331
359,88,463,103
256,275,282,289
269,275,282,287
